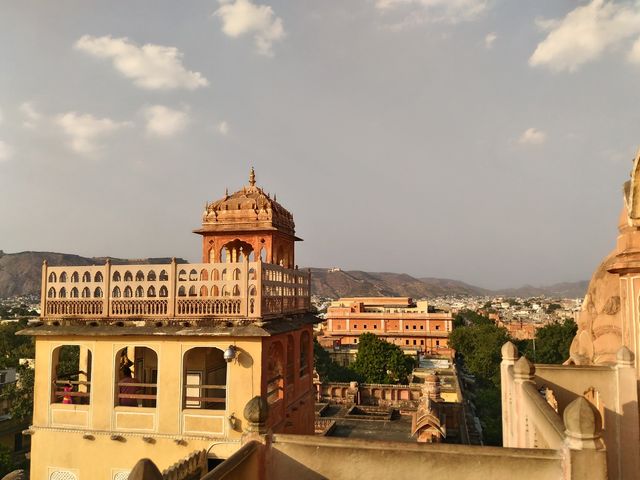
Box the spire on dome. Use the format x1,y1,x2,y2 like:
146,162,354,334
249,167,256,187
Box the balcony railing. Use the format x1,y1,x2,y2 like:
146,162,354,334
40,259,310,320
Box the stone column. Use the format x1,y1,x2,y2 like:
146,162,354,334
500,341,518,447
563,396,607,480
168,257,177,318
103,259,111,318
614,346,640,478
40,260,48,318
512,354,535,448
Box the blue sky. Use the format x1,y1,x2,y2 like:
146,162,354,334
1,0,638,289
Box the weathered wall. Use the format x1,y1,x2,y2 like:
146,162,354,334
268,435,565,480
29,334,263,479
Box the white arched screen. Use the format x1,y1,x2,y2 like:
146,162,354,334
50,472,78,480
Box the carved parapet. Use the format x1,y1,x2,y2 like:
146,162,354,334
563,396,605,451
128,459,163,480
243,396,269,435
513,356,535,382
162,449,208,480
501,341,518,363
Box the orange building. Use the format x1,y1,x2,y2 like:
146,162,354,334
323,297,453,357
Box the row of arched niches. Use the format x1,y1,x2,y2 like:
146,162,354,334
43,263,310,317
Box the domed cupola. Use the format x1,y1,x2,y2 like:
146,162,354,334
194,168,301,268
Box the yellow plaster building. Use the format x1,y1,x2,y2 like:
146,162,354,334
21,169,316,479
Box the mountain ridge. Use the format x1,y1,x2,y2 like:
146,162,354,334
0,251,588,300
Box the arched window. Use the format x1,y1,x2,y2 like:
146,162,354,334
199,269,208,281
189,269,198,281
59,272,68,283
147,286,156,297
248,285,257,296
178,270,187,281
135,286,144,298
59,287,67,298
178,286,186,297
300,331,311,378
183,347,226,410
123,286,133,298
147,270,156,281
112,271,121,282
159,270,169,281
71,272,79,283
266,342,284,405
70,287,79,298
188,286,197,297
221,286,229,297
82,287,90,298
82,271,91,282
233,269,241,281
159,286,168,297
112,286,122,298
124,271,133,282
248,268,257,280
199,285,208,297
94,272,103,282
135,270,144,282
211,285,220,296
51,345,92,405
94,287,103,298
221,269,227,281
48,272,57,283
115,347,157,408
232,285,240,296
212,269,220,281
48,287,56,298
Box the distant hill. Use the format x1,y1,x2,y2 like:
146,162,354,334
0,251,588,300
0,251,186,299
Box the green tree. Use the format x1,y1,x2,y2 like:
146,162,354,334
0,444,15,477
449,322,509,388
2,365,34,421
313,339,361,382
0,320,34,369
523,319,577,364
453,309,492,329
352,333,415,384
449,320,511,445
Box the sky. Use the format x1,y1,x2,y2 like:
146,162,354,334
0,0,639,290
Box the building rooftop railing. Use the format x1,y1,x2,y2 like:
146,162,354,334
40,259,310,320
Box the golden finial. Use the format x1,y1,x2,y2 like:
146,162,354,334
249,166,256,186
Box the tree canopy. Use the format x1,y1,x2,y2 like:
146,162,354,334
522,319,577,364
352,333,415,384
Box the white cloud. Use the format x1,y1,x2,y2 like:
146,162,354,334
530,0,640,72
143,105,189,137
518,128,547,145
375,0,489,26
215,0,285,56
485,32,497,48
55,112,130,155
0,141,12,162
19,101,42,129
217,121,230,135
74,35,209,90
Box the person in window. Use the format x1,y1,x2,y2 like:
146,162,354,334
62,381,73,404
118,366,142,407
